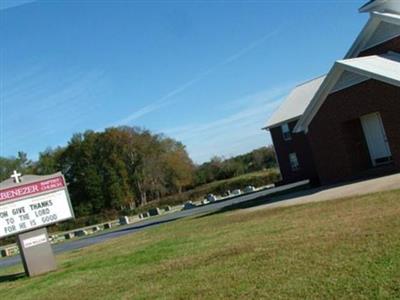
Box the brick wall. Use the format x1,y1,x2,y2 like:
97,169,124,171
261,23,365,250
359,35,400,57
270,120,318,185
307,80,400,185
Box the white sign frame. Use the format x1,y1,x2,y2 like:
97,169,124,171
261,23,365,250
0,173,74,239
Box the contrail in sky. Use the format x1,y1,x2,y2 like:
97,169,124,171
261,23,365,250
110,29,281,127
0,0,36,10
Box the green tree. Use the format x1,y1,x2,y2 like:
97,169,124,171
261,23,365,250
35,147,64,175
0,151,33,181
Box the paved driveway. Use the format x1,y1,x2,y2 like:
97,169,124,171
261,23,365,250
245,173,400,213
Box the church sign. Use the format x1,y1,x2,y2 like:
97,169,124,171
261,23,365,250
0,172,74,239
0,171,74,277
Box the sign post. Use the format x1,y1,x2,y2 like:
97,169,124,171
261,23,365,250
0,171,74,277
16,228,57,276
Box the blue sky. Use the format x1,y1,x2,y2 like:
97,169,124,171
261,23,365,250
1,0,368,163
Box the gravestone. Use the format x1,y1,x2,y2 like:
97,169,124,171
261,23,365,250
0,247,13,257
183,201,196,210
74,230,88,237
232,189,242,196
0,171,74,277
207,194,217,202
224,190,232,197
103,223,112,229
119,216,130,225
64,232,74,239
138,213,149,219
243,186,256,193
201,199,209,205
49,235,62,244
92,226,101,232
148,208,161,216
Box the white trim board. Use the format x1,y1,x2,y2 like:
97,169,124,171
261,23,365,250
294,52,400,133
359,0,400,14
345,12,400,59
263,76,326,130
263,116,301,131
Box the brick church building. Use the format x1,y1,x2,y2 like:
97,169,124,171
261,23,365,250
264,0,400,186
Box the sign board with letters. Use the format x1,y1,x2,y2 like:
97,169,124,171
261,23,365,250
0,171,74,277
0,172,74,239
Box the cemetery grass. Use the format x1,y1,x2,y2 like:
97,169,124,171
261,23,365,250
1,190,400,299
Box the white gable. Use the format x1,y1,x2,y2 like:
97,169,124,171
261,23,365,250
345,12,400,58
365,20,400,49
264,76,325,129
294,52,400,133
338,52,400,83
360,0,400,14
331,70,369,93
264,1,400,132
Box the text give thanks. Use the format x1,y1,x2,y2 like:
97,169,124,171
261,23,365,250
0,173,74,239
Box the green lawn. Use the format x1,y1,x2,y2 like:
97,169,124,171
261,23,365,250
1,189,400,299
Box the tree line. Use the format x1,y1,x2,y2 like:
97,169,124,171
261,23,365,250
194,147,277,186
0,126,276,217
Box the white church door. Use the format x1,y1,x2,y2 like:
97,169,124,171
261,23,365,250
360,112,392,166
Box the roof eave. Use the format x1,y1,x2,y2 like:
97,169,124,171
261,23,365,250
345,12,400,59
294,57,400,133
359,0,390,13
345,13,381,59
293,65,342,133
338,61,400,87
263,116,302,131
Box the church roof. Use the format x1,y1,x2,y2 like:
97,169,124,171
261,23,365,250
263,76,326,129
360,0,381,12
294,52,400,133
359,0,400,14
345,11,400,58
263,1,400,131
338,52,400,82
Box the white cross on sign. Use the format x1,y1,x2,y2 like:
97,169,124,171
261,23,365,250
10,170,22,183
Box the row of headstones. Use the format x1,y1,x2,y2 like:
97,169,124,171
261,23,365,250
0,205,174,257
63,206,173,240
204,186,257,203
63,222,115,240
183,186,258,210
64,206,173,239
0,223,114,257
137,206,172,219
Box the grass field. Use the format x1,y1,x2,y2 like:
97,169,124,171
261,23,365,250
1,189,399,299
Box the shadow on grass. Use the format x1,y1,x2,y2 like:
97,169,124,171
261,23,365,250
0,272,25,283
